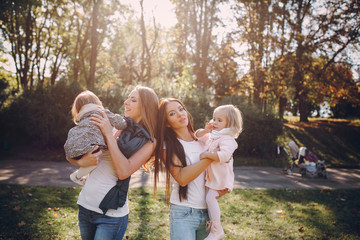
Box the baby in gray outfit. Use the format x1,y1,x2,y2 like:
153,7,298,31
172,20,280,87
64,90,127,185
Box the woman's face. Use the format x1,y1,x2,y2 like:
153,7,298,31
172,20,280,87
166,101,189,130
124,89,142,123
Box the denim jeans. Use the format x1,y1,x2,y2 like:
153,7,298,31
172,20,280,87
78,205,128,240
170,204,209,240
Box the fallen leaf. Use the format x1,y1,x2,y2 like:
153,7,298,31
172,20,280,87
13,206,21,211
311,203,318,206
52,213,58,217
298,226,304,232
53,207,59,211
281,215,285,218
18,221,26,227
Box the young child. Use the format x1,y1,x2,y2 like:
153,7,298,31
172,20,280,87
64,90,127,185
195,104,243,240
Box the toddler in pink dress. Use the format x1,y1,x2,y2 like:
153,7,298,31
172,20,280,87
195,104,243,240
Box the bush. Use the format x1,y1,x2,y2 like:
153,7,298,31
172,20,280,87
0,81,283,161
0,81,83,148
217,96,283,159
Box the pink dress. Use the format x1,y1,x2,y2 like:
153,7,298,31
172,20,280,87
199,133,238,191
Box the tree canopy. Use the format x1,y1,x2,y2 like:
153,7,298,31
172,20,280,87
0,0,359,120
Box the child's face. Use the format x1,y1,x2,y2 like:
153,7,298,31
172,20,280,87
212,110,227,131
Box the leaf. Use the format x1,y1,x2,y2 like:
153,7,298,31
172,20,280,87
13,206,21,211
52,213,58,217
53,207,59,211
298,226,304,232
311,203,318,206
18,221,26,227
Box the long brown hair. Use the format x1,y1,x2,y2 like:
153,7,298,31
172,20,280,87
154,98,195,203
135,85,159,140
133,86,159,171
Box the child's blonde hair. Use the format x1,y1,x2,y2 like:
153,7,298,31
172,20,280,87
214,104,243,138
71,90,103,124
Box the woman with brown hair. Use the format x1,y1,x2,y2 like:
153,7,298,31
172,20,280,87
154,98,227,240
67,85,159,240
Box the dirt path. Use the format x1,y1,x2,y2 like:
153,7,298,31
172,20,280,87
1,159,360,189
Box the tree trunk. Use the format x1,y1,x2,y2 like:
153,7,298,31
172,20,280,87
88,0,100,90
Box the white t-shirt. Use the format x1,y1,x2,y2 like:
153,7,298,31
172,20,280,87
77,150,129,217
169,138,207,209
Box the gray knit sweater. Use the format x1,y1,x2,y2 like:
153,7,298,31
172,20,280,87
64,104,127,159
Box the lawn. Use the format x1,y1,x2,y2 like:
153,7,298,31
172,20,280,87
1,185,359,240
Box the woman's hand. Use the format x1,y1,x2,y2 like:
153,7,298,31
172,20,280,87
114,129,123,139
66,146,102,167
90,110,113,141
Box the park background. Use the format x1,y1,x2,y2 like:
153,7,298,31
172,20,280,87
0,0,359,168
1,1,360,239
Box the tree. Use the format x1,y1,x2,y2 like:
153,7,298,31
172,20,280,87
212,39,239,103
233,0,275,110
172,0,222,88
0,0,69,91
287,0,360,121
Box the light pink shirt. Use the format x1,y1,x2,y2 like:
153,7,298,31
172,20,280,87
199,133,238,191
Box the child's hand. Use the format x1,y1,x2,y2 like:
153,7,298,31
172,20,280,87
204,122,213,133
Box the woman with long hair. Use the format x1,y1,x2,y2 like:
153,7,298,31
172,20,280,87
154,98,227,240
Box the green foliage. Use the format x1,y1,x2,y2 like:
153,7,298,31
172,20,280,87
0,70,17,109
217,96,283,159
0,81,83,147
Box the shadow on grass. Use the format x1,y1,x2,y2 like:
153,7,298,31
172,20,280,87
0,184,80,239
128,187,152,239
284,123,360,168
263,189,360,238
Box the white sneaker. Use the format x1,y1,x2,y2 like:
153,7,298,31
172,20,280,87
205,220,225,240
70,171,85,186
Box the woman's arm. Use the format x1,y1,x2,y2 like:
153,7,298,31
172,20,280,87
168,153,212,187
66,146,101,167
90,111,156,180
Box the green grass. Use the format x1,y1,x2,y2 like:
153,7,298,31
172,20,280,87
1,185,359,240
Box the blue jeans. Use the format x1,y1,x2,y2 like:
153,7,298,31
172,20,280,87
78,205,128,240
170,204,209,240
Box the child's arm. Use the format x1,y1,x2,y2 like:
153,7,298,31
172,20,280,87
104,109,127,130
195,122,213,138
200,138,238,163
